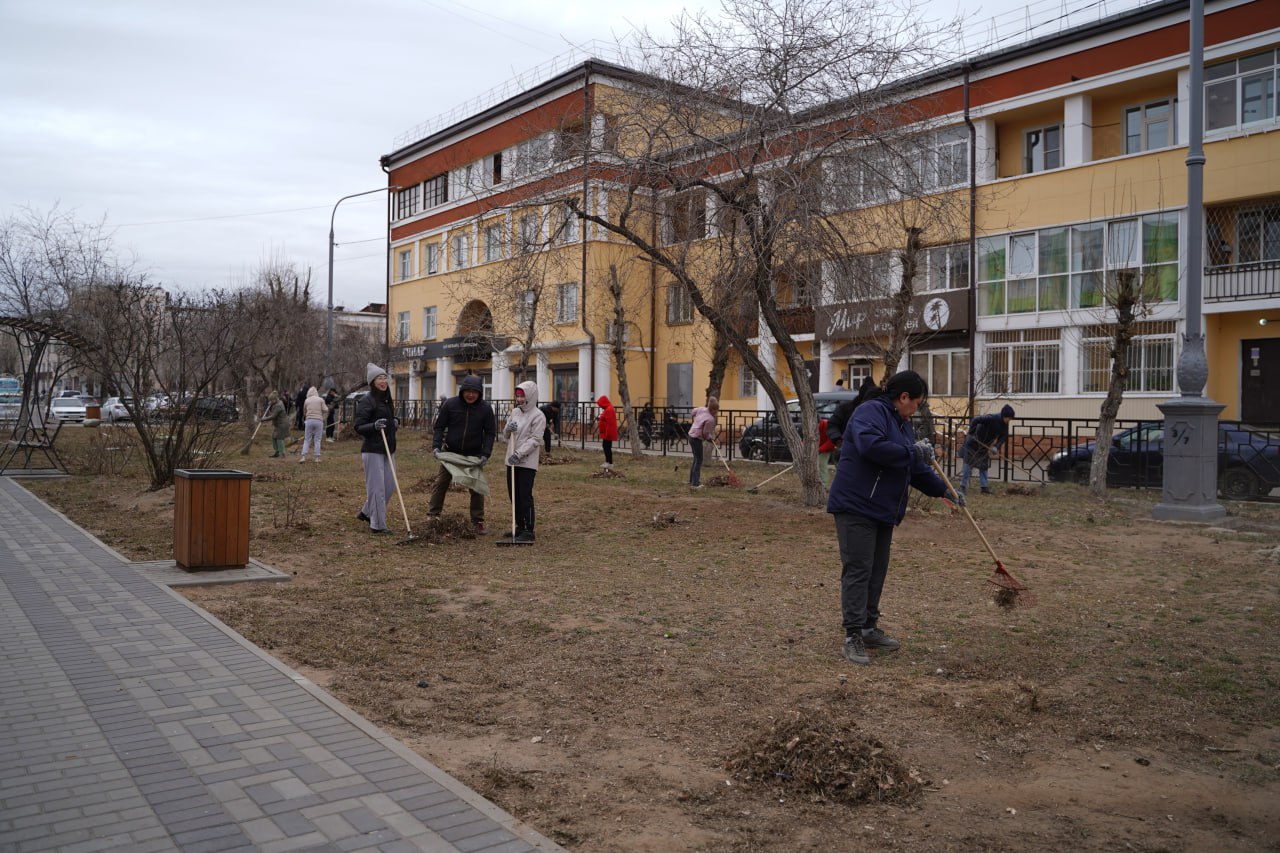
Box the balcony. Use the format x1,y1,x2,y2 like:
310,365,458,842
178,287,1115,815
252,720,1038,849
1205,198,1280,303
1205,260,1280,303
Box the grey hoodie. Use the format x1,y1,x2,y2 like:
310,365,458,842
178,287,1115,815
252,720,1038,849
505,381,546,469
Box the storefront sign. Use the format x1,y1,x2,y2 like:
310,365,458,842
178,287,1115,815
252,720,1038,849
392,335,507,363
815,289,969,342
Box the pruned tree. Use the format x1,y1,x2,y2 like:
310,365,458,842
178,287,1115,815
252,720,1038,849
67,282,274,489
566,0,958,505
605,263,650,457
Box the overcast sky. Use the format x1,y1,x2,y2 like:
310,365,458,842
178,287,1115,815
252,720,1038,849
0,0,1146,311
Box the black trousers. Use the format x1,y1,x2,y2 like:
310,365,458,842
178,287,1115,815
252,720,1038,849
833,512,895,635
506,466,537,533
602,440,613,464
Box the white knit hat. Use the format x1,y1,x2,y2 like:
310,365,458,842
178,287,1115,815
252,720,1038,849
366,362,387,384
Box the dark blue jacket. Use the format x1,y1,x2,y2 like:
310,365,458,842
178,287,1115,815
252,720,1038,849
826,395,947,525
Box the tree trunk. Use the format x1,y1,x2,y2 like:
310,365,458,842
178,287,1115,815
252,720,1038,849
1089,272,1138,498
607,266,645,459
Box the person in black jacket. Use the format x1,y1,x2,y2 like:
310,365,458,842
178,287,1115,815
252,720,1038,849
323,387,339,441
354,363,397,534
428,375,496,533
541,400,562,453
959,404,1015,495
294,382,308,431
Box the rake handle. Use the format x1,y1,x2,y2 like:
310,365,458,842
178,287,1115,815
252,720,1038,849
380,427,412,536
929,456,1004,568
751,463,794,491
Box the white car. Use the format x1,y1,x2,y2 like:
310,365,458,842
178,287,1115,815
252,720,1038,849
50,396,87,422
101,396,133,423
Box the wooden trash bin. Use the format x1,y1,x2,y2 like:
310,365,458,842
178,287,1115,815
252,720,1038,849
174,469,251,569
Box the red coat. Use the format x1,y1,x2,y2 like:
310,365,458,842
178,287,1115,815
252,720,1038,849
596,395,619,441
818,418,837,454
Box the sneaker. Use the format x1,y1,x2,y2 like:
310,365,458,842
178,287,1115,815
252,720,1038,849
473,522,486,535
356,511,370,522
298,457,307,464
370,528,390,535
981,487,993,495
842,635,870,665
514,530,535,544
325,437,335,443
602,462,613,469
861,627,901,651
690,484,704,490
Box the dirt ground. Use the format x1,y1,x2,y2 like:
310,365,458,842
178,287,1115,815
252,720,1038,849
28,426,1280,851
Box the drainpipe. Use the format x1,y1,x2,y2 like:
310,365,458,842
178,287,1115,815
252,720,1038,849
580,63,596,397
382,160,394,379
963,63,977,418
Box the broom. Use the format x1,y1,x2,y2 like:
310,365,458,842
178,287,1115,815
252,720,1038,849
379,426,417,544
928,456,1031,606
708,430,742,488
239,406,267,455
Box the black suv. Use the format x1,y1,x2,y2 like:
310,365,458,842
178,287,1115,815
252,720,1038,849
738,391,858,462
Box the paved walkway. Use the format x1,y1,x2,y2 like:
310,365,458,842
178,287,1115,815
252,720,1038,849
0,477,561,853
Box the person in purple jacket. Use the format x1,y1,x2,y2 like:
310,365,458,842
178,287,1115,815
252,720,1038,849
827,370,952,666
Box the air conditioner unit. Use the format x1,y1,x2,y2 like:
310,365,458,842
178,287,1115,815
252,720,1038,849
409,359,421,372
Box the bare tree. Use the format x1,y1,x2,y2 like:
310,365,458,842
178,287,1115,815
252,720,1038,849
566,0,956,505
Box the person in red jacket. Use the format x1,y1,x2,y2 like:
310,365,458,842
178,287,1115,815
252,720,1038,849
818,415,837,487
597,394,618,469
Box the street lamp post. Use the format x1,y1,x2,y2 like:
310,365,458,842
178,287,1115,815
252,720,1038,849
326,186,395,385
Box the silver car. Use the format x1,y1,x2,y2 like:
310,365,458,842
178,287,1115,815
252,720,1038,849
101,396,133,423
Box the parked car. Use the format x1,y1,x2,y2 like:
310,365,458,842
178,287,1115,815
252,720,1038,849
192,396,239,422
738,390,859,462
101,396,133,423
1047,421,1280,499
49,396,87,423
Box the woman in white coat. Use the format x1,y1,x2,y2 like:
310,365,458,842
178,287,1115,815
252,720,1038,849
500,380,546,545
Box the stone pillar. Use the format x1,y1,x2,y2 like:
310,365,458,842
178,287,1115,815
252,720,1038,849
756,336,776,411
577,346,592,403
818,339,834,391
1063,94,1092,167
493,350,513,402
536,352,551,396
436,357,455,399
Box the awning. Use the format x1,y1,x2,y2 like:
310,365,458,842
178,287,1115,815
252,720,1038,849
830,343,881,359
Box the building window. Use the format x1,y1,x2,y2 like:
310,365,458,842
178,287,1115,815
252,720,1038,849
513,135,552,178
395,311,410,343
918,243,969,292
909,349,970,397
1206,49,1278,132
556,283,578,323
422,306,437,340
490,152,503,185
605,320,630,345
739,365,757,397
397,249,413,282
450,233,470,270
920,125,969,190
665,190,707,244
666,283,693,324
1079,321,1176,393
1236,205,1280,263
553,201,578,244
978,213,1178,316
396,185,420,220
483,222,504,263
985,329,1060,395
1024,125,1061,173
518,213,541,253
1125,100,1173,153
423,241,439,274
423,174,448,208
553,119,585,161
516,289,536,328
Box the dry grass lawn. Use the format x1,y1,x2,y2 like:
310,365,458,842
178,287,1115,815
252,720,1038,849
26,424,1280,851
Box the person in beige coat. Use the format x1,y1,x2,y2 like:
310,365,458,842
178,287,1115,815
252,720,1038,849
498,380,546,545
299,386,328,462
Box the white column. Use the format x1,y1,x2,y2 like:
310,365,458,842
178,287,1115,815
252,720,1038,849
1060,328,1081,396
409,368,421,402
594,344,611,400
1176,69,1191,146
536,351,551,396
493,350,514,401
818,339,834,391
436,357,455,398
755,335,776,411
973,117,997,182
577,345,593,403
1063,94,1092,167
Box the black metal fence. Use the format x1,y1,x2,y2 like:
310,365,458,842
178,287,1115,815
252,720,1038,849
334,398,1280,502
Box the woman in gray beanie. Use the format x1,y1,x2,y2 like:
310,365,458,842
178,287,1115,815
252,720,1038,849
353,363,398,534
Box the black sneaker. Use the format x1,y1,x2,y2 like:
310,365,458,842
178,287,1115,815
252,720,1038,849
861,627,901,651
514,530,535,544
842,635,869,665
981,487,993,495
356,511,370,522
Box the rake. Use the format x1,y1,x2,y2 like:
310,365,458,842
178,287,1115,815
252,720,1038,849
747,463,793,494
708,431,742,487
928,457,1032,606
239,406,268,455
379,427,417,544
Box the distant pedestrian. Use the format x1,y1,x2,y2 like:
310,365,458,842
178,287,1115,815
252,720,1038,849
687,396,719,488
259,392,289,458
836,378,845,388
499,381,547,545
541,400,562,453
323,387,339,441
818,414,837,487
299,387,327,463
828,370,948,666
428,375,496,534
294,383,308,431
354,363,397,535
638,402,655,449
596,394,618,468
960,405,1015,495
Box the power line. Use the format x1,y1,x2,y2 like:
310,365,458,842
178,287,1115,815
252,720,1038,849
114,196,385,228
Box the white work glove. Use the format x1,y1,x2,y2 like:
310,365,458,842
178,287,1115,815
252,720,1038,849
504,419,518,434
506,452,520,466
912,440,935,466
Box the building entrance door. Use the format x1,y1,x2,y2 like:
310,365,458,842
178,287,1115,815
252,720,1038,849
1241,338,1280,425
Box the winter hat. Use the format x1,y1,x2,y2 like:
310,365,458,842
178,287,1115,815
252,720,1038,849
1001,404,1016,419
366,362,387,384
459,375,483,394
268,391,279,401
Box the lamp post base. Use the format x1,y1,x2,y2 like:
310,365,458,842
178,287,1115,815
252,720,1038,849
1151,395,1226,522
